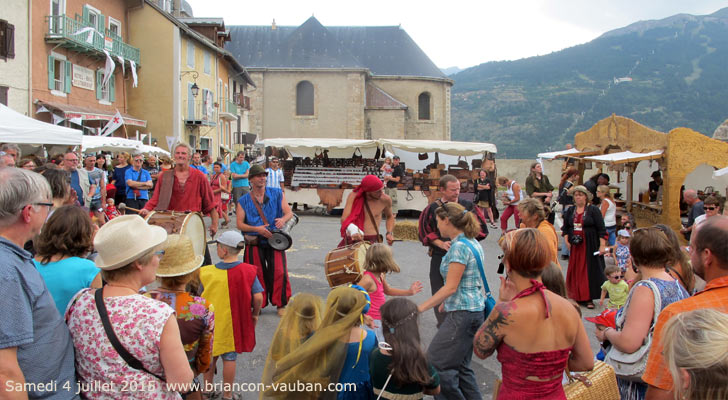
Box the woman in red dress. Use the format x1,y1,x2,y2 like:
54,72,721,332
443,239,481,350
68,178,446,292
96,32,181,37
473,228,594,399
562,185,608,308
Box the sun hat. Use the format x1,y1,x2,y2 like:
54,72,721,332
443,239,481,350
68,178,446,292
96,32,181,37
570,185,593,202
585,309,617,329
617,229,631,238
156,234,204,277
215,230,245,249
94,215,168,270
248,164,268,177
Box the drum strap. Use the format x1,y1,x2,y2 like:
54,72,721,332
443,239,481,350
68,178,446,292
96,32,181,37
253,197,270,227
363,199,381,242
155,170,174,211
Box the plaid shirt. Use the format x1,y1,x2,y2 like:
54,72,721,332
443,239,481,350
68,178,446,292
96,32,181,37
440,234,486,312
643,275,728,390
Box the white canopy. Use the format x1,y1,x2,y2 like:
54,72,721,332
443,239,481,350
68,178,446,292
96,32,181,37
582,150,664,164
537,148,583,160
379,139,497,156
0,103,82,145
256,138,379,158
139,144,170,157
255,138,497,159
82,135,142,152
713,166,728,185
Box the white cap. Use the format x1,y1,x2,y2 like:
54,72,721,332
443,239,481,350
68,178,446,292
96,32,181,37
216,230,245,249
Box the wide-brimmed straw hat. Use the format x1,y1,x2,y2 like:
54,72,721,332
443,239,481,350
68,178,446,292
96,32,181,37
156,234,204,277
570,185,593,202
94,215,168,270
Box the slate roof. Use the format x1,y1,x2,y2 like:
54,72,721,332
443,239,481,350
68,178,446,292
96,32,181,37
226,17,447,79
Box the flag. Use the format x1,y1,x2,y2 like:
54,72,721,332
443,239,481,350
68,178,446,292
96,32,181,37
100,111,124,137
69,117,83,125
117,55,125,76
36,105,49,114
52,113,65,125
102,50,115,88
130,60,138,88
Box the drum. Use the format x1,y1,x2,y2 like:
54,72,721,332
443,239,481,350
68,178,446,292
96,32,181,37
270,214,299,251
145,211,206,258
324,241,371,288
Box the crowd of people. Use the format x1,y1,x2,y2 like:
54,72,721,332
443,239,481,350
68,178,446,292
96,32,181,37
1,143,728,400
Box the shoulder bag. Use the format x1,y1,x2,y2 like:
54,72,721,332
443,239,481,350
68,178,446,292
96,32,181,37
94,288,166,382
245,196,269,246
458,239,497,318
604,279,661,381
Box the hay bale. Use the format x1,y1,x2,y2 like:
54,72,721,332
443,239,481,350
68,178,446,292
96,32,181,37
393,221,419,241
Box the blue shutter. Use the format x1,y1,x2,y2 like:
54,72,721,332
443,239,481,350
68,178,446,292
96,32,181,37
109,73,115,102
82,6,90,26
97,14,105,36
48,55,55,90
64,61,72,93
96,70,103,99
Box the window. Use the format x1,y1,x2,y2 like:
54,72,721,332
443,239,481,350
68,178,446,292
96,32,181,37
108,17,121,38
47,54,71,94
0,20,15,60
204,51,211,74
296,81,314,116
158,0,172,13
418,92,431,120
0,86,8,106
95,69,115,103
187,40,194,68
50,0,65,32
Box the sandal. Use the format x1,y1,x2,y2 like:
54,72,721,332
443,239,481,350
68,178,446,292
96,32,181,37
586,302,595,309
221,394,241,400
203,391,221,399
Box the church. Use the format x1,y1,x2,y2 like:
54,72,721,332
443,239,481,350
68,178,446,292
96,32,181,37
226,17,453,141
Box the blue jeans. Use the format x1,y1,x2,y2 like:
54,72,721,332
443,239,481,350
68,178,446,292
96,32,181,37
606,225,617,246
427,310,484,400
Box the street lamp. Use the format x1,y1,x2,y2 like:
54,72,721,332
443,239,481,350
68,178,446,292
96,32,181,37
180,70,200,97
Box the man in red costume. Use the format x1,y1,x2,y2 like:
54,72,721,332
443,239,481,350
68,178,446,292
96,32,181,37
340,175,395,246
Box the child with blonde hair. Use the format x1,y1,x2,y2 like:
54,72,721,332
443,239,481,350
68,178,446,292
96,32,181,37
357,243,423,341
380,157,393,179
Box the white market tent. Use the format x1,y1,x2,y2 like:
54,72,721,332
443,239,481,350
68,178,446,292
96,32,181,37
139,144,171,157
537,148,584,160
81,136,171,157
379,139,497,156
0,103,82,146
582,150,664,164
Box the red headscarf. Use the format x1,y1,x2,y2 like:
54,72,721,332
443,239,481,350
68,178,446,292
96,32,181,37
340,175,383,238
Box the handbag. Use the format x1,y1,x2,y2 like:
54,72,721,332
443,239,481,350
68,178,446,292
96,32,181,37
459,239,497,317
563,360,620,400
604,280,661,381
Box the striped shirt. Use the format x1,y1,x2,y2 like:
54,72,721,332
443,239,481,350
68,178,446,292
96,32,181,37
265,167,284,189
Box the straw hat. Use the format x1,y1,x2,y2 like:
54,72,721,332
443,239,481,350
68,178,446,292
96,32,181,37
156,234,204,277
570,185,593,202
94,215,168,270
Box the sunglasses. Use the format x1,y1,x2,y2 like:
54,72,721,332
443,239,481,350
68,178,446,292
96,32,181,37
705,206,718,211
610,275,623,279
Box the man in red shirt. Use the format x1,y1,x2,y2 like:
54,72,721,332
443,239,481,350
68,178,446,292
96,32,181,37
140,142,219,237
643,216,728,399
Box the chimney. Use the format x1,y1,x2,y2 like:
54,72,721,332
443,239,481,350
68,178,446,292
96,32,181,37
271,19,276,30
173,0,181,17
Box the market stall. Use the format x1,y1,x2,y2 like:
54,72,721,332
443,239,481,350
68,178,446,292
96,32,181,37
255,138,498,211
81,136,170,157
557,114,728,232
0,104,82,154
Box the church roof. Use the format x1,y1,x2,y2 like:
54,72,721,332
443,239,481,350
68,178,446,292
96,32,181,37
226,16,447,79
713,119,728,142
366,83,408,109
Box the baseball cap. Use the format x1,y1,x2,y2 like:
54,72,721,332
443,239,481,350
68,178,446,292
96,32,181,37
585,309,617,329
215,231,245,249
617,229,631,238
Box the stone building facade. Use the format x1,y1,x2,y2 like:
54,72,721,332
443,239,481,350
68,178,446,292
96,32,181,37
227,17,452,141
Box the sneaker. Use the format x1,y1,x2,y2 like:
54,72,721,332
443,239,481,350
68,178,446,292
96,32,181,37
560,254,569,260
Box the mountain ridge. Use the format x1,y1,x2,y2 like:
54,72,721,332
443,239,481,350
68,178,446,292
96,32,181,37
451,8,728,158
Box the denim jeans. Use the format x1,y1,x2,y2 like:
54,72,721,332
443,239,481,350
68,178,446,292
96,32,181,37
606,225,617,246
427,310,484,400
429,252,446,327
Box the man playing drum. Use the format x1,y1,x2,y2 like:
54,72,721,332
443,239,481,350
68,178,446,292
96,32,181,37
140,142,219,238
237,164,295,316
340,174,396,247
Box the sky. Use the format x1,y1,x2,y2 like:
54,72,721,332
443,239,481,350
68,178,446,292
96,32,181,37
185,0,728,70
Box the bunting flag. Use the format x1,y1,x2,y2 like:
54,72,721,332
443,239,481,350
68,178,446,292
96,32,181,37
36,106,49,114
129,60,138,88
52,113,66,125
99,111,124,137
166,136,177,151
102,50,115,88
70,26,96,44
117,55,125,76
69,117,83,125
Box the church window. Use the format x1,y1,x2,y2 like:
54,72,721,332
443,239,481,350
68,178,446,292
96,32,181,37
296,81,314,116
418,92,431,120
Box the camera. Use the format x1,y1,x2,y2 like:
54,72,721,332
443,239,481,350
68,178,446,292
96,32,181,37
569,235,584,245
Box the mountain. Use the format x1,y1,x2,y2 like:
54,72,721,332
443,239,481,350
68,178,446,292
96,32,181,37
451,8,728,158
441,66,462,76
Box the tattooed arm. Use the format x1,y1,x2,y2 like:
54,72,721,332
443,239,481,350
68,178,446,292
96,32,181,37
473,301,517,359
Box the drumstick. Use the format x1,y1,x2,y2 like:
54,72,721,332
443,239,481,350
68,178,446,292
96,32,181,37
119,204,143,213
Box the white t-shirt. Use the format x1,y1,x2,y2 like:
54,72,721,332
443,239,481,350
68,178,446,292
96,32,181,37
603,197,617,227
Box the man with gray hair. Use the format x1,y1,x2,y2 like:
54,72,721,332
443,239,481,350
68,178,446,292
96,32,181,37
0,168,78,398
0,143,21,164
680,189,704,240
